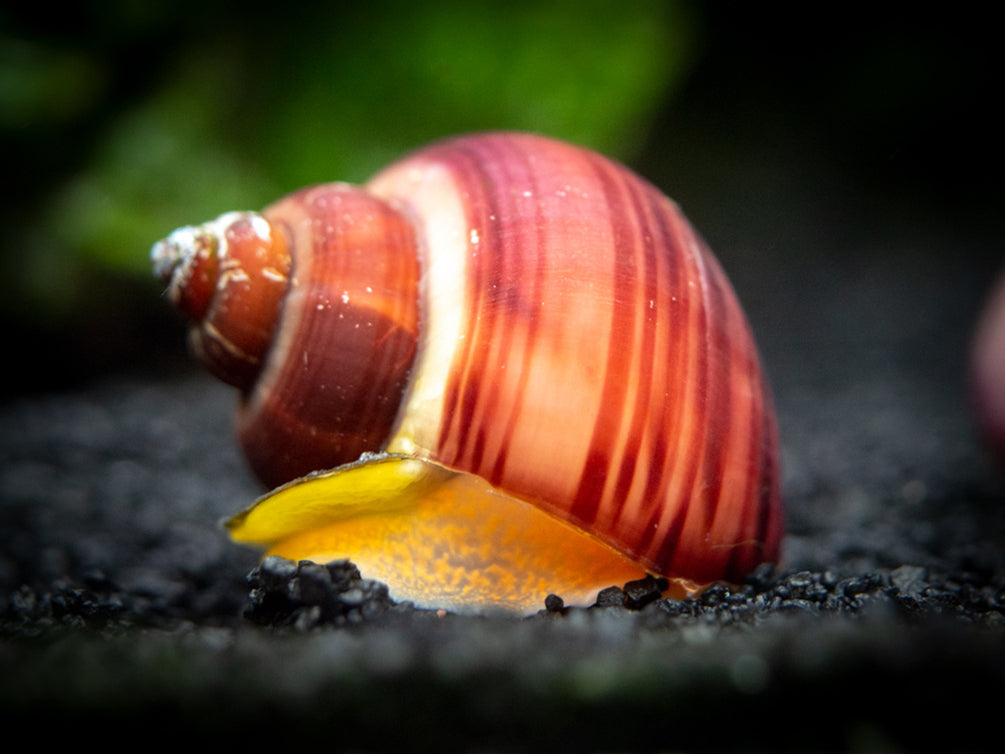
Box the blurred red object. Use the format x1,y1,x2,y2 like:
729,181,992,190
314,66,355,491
971,267,1005,463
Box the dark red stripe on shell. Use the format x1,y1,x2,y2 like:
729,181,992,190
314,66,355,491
726,310,771,580
604,161,661,532
650,206,712,574
435,137,552,483
434,138,501,468
632,190,692,561
486,142,549,487
569,151,641,527
459,135,526,477
680,241,734,579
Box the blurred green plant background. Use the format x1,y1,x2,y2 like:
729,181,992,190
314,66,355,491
2,0,695,389
1,2,1000,392
3,1,692,284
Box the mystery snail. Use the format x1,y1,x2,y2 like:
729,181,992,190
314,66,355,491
151,132,783,613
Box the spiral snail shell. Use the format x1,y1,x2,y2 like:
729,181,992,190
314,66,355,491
152,132,782,613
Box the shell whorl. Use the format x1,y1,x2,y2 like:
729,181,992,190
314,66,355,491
153,187,421,488
152,211,290,391
368,133,781,583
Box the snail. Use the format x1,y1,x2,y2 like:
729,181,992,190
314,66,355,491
972,267,1005,465
151,132,782,613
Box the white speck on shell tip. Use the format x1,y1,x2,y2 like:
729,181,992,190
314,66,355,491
150,210,268,285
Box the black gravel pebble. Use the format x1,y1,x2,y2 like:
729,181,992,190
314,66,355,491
244,556,396,628
623,575,670,610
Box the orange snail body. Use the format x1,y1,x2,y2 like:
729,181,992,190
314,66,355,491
152,132,782,613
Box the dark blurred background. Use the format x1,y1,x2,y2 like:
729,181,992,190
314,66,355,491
1,1,1001,396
